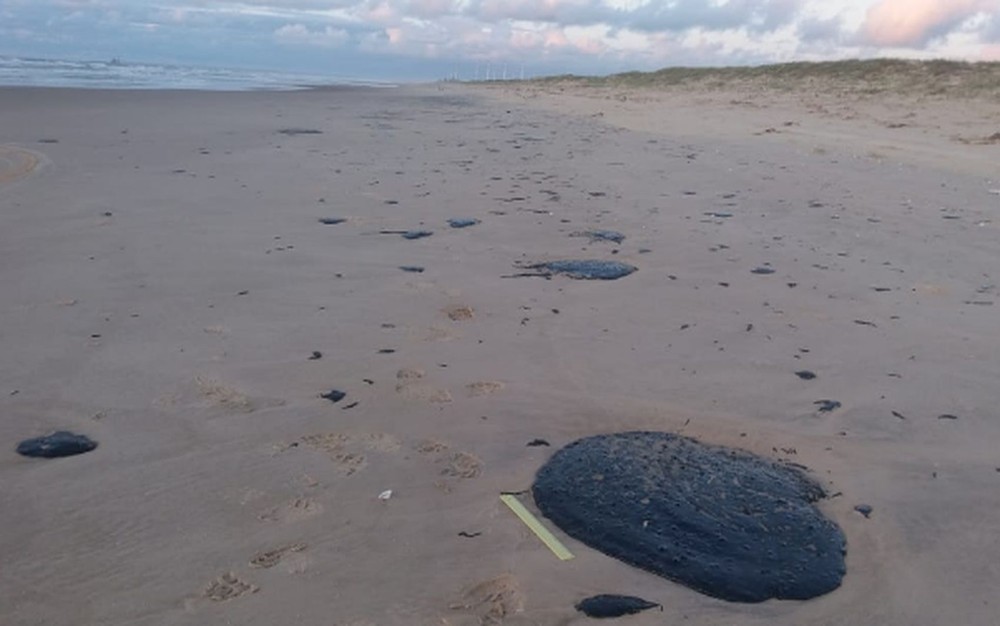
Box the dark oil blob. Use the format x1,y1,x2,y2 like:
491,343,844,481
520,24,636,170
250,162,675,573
278,128,323,135
320,389,346,403
17,431,98,459
447,218,481,228
401,230,433,240
533,432,846,603
575,595,660,618
814,400,841,412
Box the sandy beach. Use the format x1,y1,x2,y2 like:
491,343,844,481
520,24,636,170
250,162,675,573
1,77,999,625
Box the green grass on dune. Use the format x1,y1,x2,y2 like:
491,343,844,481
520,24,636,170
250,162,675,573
527,59,1000,97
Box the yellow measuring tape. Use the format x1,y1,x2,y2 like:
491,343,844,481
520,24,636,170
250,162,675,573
500,494,574,561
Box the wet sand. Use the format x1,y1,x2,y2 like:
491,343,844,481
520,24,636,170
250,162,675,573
1,83,999,625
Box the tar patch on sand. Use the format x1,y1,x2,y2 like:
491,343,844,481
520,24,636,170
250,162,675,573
510,260,637,280
570,229,626,244
16,431,98,458
575,595,660,618
533,431,846,603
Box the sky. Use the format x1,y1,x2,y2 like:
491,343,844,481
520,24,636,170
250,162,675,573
0,0,998,80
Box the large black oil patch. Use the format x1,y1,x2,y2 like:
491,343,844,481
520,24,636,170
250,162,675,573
533,432,846,603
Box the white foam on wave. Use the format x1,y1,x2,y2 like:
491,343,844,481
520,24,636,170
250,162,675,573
0,56,394,91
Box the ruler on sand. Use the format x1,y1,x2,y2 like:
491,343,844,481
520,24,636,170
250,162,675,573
500,494,575,561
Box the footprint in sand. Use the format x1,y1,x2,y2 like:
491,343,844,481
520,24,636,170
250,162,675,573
357,432,403,452
257,497,323,523
301,434,367,475
416,439,483,487
421,325,463,342
395,368,453,404
203,572,258,602
466,381,505,397
155,377,284,414
415,439,450,456
195,376,255,411
250,543,307,569
449,574,525,624
396,367,425,383
442,451,483,479
299,432,403,475
444,304,476,321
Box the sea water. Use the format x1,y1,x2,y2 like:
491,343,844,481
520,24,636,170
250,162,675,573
0,56,392,91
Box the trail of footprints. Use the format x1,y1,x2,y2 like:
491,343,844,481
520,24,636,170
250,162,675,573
200,431,484,604
190,97,628,616
189,97,693,617
293,430,484,484
195,310,502,609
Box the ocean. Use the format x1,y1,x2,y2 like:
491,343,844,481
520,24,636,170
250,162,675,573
0,56,392,91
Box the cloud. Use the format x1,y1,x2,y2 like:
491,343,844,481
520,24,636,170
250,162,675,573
407,0,457,19
982,43,1000,59
2,0,999,82
983,13,1000,42
464,0,804,33
798,15,844,43
861,0,1000,47
274,22,349,46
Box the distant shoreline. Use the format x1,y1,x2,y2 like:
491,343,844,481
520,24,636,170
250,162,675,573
0,55,396,92
0,83,397,95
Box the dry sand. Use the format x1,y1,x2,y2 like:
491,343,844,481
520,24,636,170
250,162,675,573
0,78,998,625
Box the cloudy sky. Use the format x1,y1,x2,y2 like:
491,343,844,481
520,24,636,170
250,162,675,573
1,0,998,80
